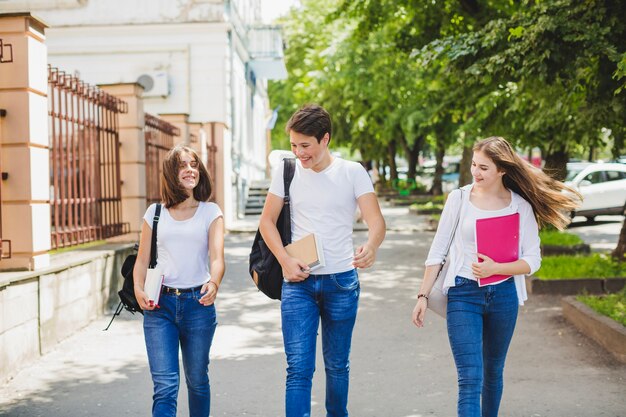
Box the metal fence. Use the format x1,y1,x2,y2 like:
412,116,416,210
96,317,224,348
48,65,129,249
0,108,11,260
144,113,179,206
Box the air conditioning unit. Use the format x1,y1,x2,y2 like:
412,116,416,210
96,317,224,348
137,71,170,98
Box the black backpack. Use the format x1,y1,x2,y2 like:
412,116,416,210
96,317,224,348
104,204,161,330
249,158,295,300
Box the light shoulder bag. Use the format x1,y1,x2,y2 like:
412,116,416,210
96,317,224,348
428,189,464,318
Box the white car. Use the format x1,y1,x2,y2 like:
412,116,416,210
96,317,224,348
565,162,626,221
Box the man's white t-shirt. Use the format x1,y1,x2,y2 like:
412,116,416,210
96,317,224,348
268,157,374,274
143,202,223,288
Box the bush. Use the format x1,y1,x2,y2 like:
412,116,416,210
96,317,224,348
535,254,626,280
577,288,626,326
539,230,584,247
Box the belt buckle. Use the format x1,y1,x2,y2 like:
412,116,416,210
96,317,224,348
175,288,181,296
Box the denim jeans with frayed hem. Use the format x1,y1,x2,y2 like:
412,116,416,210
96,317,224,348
281,269,360,417
447,276,518,417
143,289,217,417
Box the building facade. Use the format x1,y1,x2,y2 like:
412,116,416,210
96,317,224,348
2,0,286,227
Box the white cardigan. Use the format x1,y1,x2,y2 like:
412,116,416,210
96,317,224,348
424,184,542,305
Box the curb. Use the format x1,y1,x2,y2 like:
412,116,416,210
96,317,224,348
526,275,626,295
541,243,591,256
561,296,626,364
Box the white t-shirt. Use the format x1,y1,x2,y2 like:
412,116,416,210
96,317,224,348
143,202,223,288
268,157,374,274
457,200,516,280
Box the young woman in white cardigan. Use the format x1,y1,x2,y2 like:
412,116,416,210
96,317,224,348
412,137,580,417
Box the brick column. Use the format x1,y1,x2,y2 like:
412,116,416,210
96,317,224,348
0,13,50,271
202,121,229,224
159,113,190,146
99,83,146,241
188,121,203,157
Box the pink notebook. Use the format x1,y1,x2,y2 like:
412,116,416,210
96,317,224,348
475,212,519,286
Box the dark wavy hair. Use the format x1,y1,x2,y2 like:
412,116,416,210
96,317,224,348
286,104,332,144
160,145,212,208
474,137,581,230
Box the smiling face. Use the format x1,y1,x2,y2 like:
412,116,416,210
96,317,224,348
289,130,331,172
471,150,505,189
177,151,200,193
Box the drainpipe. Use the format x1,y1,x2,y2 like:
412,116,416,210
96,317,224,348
225,2,243,219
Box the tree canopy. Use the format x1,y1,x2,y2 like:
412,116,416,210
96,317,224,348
269,0,626,183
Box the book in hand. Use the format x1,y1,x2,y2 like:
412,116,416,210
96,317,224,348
475,213,520,287
144,267,164,307
284,233,326,272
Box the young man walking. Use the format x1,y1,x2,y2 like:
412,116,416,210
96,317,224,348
259,104,386,417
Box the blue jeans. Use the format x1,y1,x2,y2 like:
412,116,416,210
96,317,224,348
281,269,360,417
447,276,518,417
143,289,217,417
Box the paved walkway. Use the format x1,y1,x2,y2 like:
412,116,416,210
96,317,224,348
1,205,624,416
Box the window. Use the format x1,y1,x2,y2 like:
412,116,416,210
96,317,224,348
605,171,626,181
583,171,604,184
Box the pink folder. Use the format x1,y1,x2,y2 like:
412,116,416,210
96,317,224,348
475,212,519,286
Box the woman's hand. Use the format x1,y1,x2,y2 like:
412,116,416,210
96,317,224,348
199,281,218,306
472,253,499,279
281,257,310,282
134,285,156,311
353,243,377,269
412,297,428,328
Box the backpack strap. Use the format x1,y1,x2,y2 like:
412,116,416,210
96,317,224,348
149,204,161,269
282,158,296,244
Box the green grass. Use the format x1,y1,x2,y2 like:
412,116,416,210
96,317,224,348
577,288,626,326
539,230,584,247
49,240,108,255
535,254,626,280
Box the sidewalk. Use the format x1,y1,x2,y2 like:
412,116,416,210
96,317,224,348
1,206,624,416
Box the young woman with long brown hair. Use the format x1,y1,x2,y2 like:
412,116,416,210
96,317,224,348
412,136,580,417
133,145,225,417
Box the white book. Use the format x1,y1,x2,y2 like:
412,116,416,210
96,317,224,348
284,233,326,272
144,268,164,306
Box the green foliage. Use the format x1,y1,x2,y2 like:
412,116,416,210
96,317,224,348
577,287,626,326
535,254,626,280
269,0,626,167
409,201,444,212
420,0,626,159
539,230,584,247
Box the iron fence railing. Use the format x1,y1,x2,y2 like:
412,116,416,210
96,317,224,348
48,65,129,249
144,113,178,206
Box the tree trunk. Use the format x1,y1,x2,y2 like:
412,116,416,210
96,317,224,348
400,135,424,180
387,140,398,181
543,147,569,181
459,144,473,187
612,217,626,261
431,136,445,196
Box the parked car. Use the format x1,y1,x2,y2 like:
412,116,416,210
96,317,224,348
565,162,626,222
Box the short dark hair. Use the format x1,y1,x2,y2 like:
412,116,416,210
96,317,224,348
285,104,332,143
160,145,213,208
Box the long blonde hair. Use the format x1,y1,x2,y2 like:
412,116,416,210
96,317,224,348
473,137,581,230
